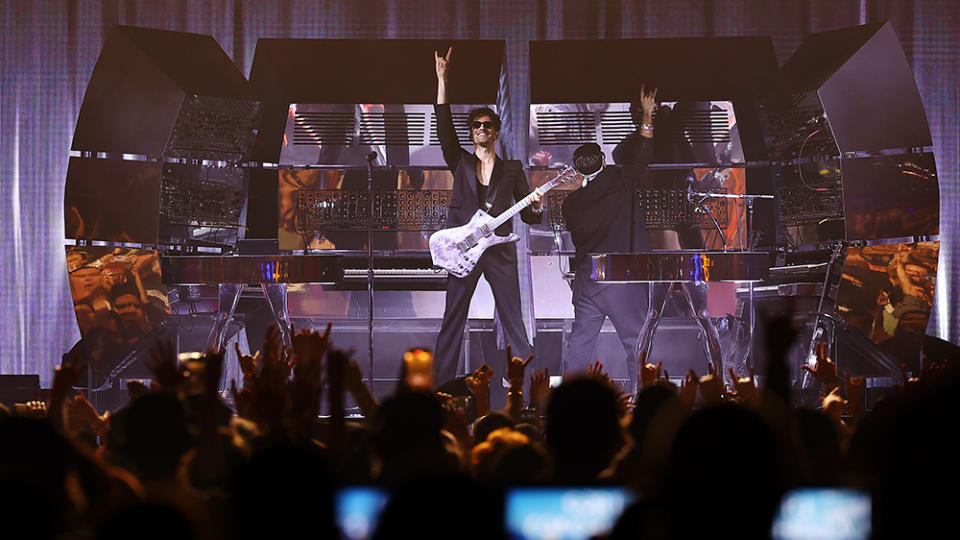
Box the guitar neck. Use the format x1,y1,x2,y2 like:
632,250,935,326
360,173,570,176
488,174,569,230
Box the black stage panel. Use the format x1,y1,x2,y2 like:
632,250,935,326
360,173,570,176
72,25,258,160
248,39,505,163
778,21,931,154
530,36,778,103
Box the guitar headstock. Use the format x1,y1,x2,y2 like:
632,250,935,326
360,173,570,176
553,165,581,185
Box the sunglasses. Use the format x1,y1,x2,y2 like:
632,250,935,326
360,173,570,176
470,120,498,130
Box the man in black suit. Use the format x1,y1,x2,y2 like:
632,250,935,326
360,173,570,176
433,47,543,384
562,85,658,396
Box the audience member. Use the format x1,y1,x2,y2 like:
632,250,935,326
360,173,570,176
2,317,956,540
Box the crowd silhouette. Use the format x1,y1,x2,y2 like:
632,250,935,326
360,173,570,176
1,314,959,540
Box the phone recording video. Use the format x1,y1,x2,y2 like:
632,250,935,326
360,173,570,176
505,487,634,540
336,486,389,540
771,488,871,540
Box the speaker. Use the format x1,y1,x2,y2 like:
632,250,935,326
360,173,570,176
779,21,930,154
72,25,259,162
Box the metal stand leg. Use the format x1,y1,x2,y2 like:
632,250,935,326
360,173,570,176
205,283,242,352
261,282,292,350
220,329,248,398
462,319,471,378
634,283,673,370
746,281,755,369
801,242,846,394
683,282,724,377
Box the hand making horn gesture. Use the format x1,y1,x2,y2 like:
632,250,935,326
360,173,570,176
435,46,452,103
639,83,659,116
435,46,452,81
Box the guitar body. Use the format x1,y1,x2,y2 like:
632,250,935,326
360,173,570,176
429,210,519,278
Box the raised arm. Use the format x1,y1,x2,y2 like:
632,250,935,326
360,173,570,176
618,84,658,181
436,47,450,104
434,47,462,170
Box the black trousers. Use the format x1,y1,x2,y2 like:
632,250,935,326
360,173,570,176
564,274,649,395
434,243,533,385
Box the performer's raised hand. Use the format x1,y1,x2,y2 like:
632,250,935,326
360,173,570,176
435,46,452,104
435,46,452,82
639,83,659,116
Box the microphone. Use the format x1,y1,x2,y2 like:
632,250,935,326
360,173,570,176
365,151,378,163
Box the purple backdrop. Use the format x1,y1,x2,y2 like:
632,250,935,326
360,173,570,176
1,0,957,385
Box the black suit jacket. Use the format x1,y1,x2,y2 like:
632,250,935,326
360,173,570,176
563,137,653,273
435,104,542,235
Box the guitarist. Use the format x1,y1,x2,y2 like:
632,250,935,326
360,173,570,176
432,46,543,385
562,85,658,397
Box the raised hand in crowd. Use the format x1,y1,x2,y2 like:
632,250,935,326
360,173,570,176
189,348,233,490
698,362,725,406
125,379,151,399
49,349,88,433
145,339,185,393
821,386,848,435
639,362,661,388
230,324,293,439
234,342,260,389
764,311,798,404
679,369,699,410
507,346,534,386
16,400,47,418
504,345,533,422
587,360,633,415
728,365,758,405
586,360,611,385
465,364,493,418
291,322,331,388
895,362,921,396
436,391,472,458
65,389,109,438
654,368,678,392
287,322,332,439
802,341,839,393
844,369,866,424
326,345,353,463
528,368,550,412
918,355,955,390
343,356,379,417
639,351,663,389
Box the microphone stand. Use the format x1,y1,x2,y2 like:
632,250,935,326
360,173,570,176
365,151,377,393
689,188,728,252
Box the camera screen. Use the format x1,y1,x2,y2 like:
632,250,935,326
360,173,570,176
505,487,634,540
336,486,389,540
772,488,871,540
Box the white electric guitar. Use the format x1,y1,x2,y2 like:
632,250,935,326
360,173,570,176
429,166,579,278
